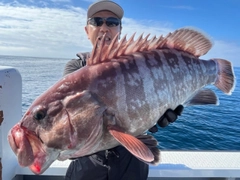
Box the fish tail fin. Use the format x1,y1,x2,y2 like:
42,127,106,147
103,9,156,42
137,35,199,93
213,58,236,95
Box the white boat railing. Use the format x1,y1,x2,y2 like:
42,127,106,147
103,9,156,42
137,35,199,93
1,66,240,180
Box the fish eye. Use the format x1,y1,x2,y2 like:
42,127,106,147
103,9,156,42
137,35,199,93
33,110,46,121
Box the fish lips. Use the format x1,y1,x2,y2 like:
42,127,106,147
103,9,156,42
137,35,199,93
8,123,39,167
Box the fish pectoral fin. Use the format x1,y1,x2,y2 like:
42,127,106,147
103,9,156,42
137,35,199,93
108,127,160,164
184,88,219,106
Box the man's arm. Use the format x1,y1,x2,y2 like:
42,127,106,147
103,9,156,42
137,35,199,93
63,58,86,76
63,52,90,76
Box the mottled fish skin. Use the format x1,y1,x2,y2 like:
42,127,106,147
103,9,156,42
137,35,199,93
8,28,235,174
84,49,218,136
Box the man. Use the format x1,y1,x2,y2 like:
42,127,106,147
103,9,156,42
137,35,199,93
64,1,183,179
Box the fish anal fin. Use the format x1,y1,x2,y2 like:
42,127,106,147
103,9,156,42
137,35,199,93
108,126,160,164
185,89,219,106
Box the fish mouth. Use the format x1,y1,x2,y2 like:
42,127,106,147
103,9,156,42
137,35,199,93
8,123,49,174
8,123,35,166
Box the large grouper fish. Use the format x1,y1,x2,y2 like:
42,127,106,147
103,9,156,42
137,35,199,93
8,28,235,174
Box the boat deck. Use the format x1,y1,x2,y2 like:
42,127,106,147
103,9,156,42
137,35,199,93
11,151,240,180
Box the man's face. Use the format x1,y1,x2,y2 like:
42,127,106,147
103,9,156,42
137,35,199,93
85,10,122,47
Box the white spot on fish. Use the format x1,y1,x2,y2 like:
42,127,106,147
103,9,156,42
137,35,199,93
127,72,141,86
147,56,158,66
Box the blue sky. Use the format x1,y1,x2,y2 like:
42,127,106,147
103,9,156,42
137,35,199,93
0,0,240,66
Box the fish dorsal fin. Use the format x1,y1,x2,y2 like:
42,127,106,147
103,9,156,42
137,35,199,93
87,28,213,66
162,28,212,57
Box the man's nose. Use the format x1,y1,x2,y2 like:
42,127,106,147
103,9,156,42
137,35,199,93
100,23,109,32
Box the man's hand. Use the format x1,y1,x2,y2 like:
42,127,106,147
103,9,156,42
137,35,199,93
148,105,184,133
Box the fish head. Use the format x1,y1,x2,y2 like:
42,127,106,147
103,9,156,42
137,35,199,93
8,86,72,174
8,76,107,174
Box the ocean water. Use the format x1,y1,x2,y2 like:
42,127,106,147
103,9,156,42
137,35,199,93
0,55,239,151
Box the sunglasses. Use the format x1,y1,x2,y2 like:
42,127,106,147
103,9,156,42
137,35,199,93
87,17,121,27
